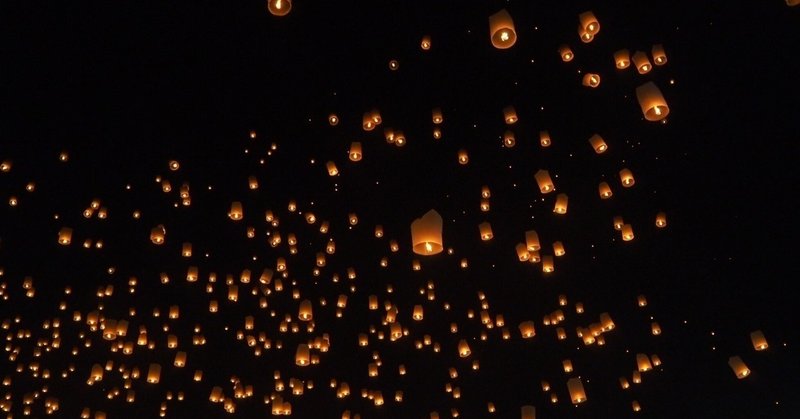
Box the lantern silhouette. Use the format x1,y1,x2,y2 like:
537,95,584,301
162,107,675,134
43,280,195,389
150,225,165,244
542,255,554,273
589,134,607,153
413,305,424,321
789,0,800,6
362,112,375,131
534,170,555,193
503,106,518,124
58,227,73,245
614,49,631,69
652,44,668,65
553,241,565,256
228,201,243,220
516,243,530,261
619,168,635,187
554,193,568,214
525,230,540,251
267,0,291,16
632,51,652,74
655,212,667,228
458,149,469,165
750,330,768,350
479,222,493,241
567,377,587,403
636,81,670,121
598,182,613,199
298,299,313,321
582,73,601,88
411,209,444,255
488,9,517,49
147,364,161,384
326,161,338,176
728,356,750,378
349,142,363,162
558,45,574,62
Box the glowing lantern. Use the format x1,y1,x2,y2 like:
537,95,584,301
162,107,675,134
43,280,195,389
480,199,490,212
619,168,635,187
150,225,166,244
614,49,631,69
58,227,73,245
636,81,670,121
298,299,313,321
750,330,768,351
542,255,554,273
579,11,600,35
539,130,552,147
228,202,243,221
652,44,668,65
421,35,432,50
637,353,653,372
326,161,339,176
349,142,362,162
525,230,540,251
620,377,630,389
621,224,634,241
558,45,574,62
328,114,339,126
295,344,310,366
481,186,491,199
432,108,443,124
147,364,161,384
388,59,399,70
457,339,471,357
362,112,375,131
411,209,444,255
650,212,667,229
553,193,568,214
598,182,613,199
582,73,601,88
488,9,517,49
534,170,555,193
728,356,750,378
519,321,536,338
267,0,291,16
479,222,493,241
632,51,652,74
516,243,530,261
458,149,469,165
567,377,587,404
503,130,516,147
521,405,536,419
637,294,647,307
789,0,800,6
413,305,424,321
174,351,187,367
503,106,518,124
553,241,565,256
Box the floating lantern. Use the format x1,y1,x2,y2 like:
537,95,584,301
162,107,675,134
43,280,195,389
228,202,243,220
349,142,363,162
147,364,161,384
411,210,444,255
421,35,431,50
479,222,494,241
525,230,540,251
488,9,517,49
632,51,652,74
362,112,375,131
519,321,536,338
598,182,613,199
578,24,593,43
458,149,469,165
539,130,552,147
567,377,587,404
652,44,668,65
621,224,635,241
637,353,653,372
619,168,635,187
558,45,574,62
750,330,768,351
534,170,555,193
582,73,601,88
655,212,667,228
413,305,424,321
553,193,568,214
503,130,516,147
588,134,607,153
728,356,750,378
298,299,313,321
267,0,291,16
432,108,443,124
503,106,518,124
579,11,600,35
326,161,339,176
295,344,310,366
553,241,565,256
328,113,339,126
521,405,536,419
388,59,399,70
636,81,670,121
542,255,554,273
457,339,471,357
58,227,73,245
614,49,631,69
150,225,166,244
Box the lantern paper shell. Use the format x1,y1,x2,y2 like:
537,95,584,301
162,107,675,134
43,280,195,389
579,11,600,35
598,182,613,199
411,209,444,255
652,44,668,65
621,224,635,241
750,330,768,350
458,339,471,357
728,356,750,378
295,344,310,366
553,193,568,214
267,0,291,16
421,35,432,50
534,170,555,193
637,353,653,372
503,130,516,147
349,142,363,162
559,44,574,62
228,201,243,220
632,50,652,74
521,405,536,419
503,106,518,124
519,321,536,338
488,9,517,49
636,81,670,121
589,134,608,153
614,49,631,69
479,222,494,241
525,230,541,251
567,377,587,404
58,227,73,245
619,168,635,187
582,73,601,88
326,161,339,176
539,130,552,147
655,212,668,228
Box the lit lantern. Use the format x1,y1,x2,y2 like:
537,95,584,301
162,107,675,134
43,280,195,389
636,81,670,121
228,202,243,220
652,44,668,65
578,11,600,35
388,59,399,70
553,241,565,256
655,212,667,228
789,0,800,6
362,112,375,131
267,0,291,16
619,168,635,187
553,193,568,214
326,161,339,176
558,44,574,62
298,299,312,321
516,243,530,261
370,109,382,125
637,294,648,307
488,9,517,49
174,351,186,367
433,127,442,139
182,242,192,257
421,35,432,50
150,225,166,244
295,344,310,366
457,339,471,357
503,130,516,147
147,364,161,384
457,149,469,165
480,199,490,212
481,185,491,199
348,213,358,225
620,377,630,389
613,216,624,231
632,401,642,412
567,377,587,404
521,405,536,419
413,305,424,321
479,222,493,241
519,321,536,338
534,170,555,193
411,209,444,255
503,106,518,124
247,175,258,190
328,113,339,126
632,51,652,74
58,227,73,245
578,24,593,43
728,356,750,379
432,108,443,124
582,73,601,88
525,230,540,252
750,330,768,351
539,130,552,147
614,49,631,69
542,255,554,273
588,134,607,154
598,182,612,199
637,353,653,372
621,224,635,241
349,142,362,162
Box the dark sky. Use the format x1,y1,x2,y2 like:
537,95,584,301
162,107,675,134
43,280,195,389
2,1,799,418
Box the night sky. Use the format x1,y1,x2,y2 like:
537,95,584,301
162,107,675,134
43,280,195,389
2,1,800,418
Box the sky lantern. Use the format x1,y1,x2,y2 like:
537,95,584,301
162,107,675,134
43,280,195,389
411,210,444,255
504,130,516,147
553,193,568,214
328,113,338,125
636,81,670,121
326,161,339,176
349,142,363,162
519,321,536,338
539,130,552,147
637,353,653,372
652,44,668,65
525,230,541,252
567,377,587,403
534,170,555,193
750,330,768,350
655,212,668,228
579,11,600,35
632,51,652,74
58,227,73,245
488,9,517,49
479,222,493,241
432,107,443,124
621,224,635,241
295,344,310,366
150,225,165,244
146,364,161,384
619,168,635,187
728,356,750,378
614,49,631,69
457,339,471,357
421,35,431,50
521,405,536,419
588,134,607,153
267,0,291,16
503,106,518,124
582,73,601,88
458,149,469,165
228,201,243,220
553,241,565,256
578,24,593,43
362,112,375,131
598,182,613,199
558,44,574,62
298,299,313,321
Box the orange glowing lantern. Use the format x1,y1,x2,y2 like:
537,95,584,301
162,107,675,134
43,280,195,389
614,49,631,69
558,45,574,62
411,210,444,255
421,35,432,50
728,356,750,379
58,227,73,245
349,142,363,162
228,202,243,220
267,0,291,16
534,170,555,193
636,81,670,121
582,73,601,88
478,222,493,241
588,134,607,153
652,44,668,65
632,51,652,74
503,106,518,124
750,330,768,351
619,168,635,187
655,212,667,228
553,193,568,214
539,130,552,147
567,377,587,404
598,182,613,199
488,9,517,49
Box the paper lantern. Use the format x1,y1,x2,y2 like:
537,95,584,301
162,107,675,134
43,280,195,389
614,49,631,69
349,142,362,162
578,24,593,43
228,201,243,220
481,186,491,199
150,225,166,244
579,11,600,35
613,216,624,231
58,227,73,245
503,130,516,147
433,127,442,139
503,106,518,124
298,299,313,321
553,241,565,256
478,222,493,241
295,344,310,366
588,134,607,153
789,0,800,6
525,230,541,251
621,224,635,241
325,161,338,176
457,339,471,357
413,305,424,321
553,193,568,214
516,243,530,261
636,81,670,121
519,321,536,338
637,294,648,307
582,73,601,88
488,9,517,49
619,168,635,187
421,35,432,50
174,351,187,367
480,199,490,212
539,130,552,147
728,356,750,378
432,108,443,124
534,170,555,193
567,377,586,403
362,112,376,131
267,0,291,16
388,59,399,70
457,149,469,165
637,353,653,372
542,255,554,273
411,210,444,255
521,405,536,419
328,113,339,126
558,44,574,62
632,51,652,74
655,212,667,228
632,401,642,412
750,330,768,351
619,377,630,389
147,364,161,384
598,182,613,199
652,44,668,65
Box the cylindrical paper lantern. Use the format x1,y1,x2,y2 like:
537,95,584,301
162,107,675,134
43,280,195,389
614,49,631,69
728,356,750,378
267,0,291,16
750,330,768,351
632,51,652,74
503,106,518,124
578,11,600,35
489,9,517,49
558,45,574,62
478,222,493,241
411,210,444,255
589,134,607,153
598,182,613,199
553,193,568,214
582,73,601,88
619,168,635,187
349,142,362,162
652,44,668,65
567,377,587,403
534,170,555,193
636,81,670,121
